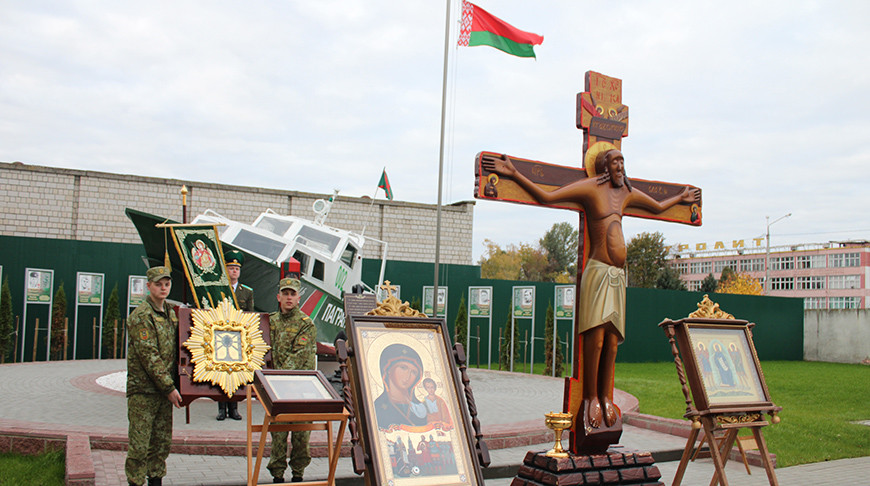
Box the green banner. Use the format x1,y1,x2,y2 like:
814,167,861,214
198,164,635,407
423,286,447,317
469,286,492,317
25,268,53,303
129,275,148,308
171,225,235,309
512,286,534,317
77,273,104,305
555,285,574,319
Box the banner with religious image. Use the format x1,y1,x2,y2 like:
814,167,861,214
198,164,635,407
170,225,235,309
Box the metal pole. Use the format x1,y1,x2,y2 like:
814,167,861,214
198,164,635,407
764,213,791,295
433,0,452,299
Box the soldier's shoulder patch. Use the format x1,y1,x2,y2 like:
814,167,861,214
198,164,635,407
139,329,150,340
240,284,252,290
301,315,312,322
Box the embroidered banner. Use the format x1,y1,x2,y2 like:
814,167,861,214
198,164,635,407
170,225,236,309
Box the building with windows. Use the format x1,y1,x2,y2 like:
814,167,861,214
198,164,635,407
668,241,870,309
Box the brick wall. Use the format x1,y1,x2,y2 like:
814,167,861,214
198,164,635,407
0,162,474,264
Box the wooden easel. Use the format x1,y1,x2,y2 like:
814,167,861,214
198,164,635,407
691,427,757,474
246,384,349,486
673,413,777,486
660,296,781,486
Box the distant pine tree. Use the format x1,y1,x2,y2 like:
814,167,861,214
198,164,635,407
0,278,14,363
543,303,565,377
102,285,121,358
454,295,468,350
50,283,67,360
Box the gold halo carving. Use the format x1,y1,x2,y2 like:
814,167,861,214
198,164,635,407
183,298,270,397
488,173,499,185
583,141,618,177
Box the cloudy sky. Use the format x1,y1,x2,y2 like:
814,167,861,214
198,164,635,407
3,1,869,262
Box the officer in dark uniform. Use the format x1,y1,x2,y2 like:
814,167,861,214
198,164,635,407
268,277,316,483
125,266,182,486
217,249,254,421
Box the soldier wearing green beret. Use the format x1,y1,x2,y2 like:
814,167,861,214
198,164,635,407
216,249,253,421
267,277,316,483
125,266,182,486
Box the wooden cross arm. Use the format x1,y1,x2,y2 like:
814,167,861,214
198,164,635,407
474,151,702,226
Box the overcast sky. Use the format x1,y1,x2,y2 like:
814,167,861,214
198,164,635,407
3,1,869,263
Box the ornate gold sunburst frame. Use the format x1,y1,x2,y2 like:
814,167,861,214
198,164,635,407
182,298,270,397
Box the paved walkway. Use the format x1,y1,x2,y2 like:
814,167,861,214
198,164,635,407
1,359,868,485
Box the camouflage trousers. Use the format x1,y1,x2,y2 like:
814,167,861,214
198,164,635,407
125,394,172,486
267,426,311,479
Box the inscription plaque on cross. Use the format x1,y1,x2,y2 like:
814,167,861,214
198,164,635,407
474,71,702,455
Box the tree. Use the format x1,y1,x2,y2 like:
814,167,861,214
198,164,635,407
409,296,422,313
543,302,565,377
480,239,551,282
540,222,578,281
498,308,518,371
518,244,549,281
625,231,669,288
479,239,522,280
700,273,719,293
657,265,688,291
719,266,737,287
454,294,468,350
0,277,14,363
717,272,763,295
102,285,121,359
50,283,67,360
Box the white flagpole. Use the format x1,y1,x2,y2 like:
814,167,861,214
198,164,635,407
361,167,385,237
434,0,452,310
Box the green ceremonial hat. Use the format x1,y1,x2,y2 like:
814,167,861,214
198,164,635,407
225,250,245,267
146,266,172,282
278,277,301,292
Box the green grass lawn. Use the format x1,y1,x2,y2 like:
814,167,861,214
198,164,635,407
615,361,869,467
0,450,65,486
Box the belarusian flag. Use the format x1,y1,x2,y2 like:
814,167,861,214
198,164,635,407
457,1,543,58
378,169,393,200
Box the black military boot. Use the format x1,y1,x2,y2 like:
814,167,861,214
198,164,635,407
147,477,162,486
216,401,227,421
228,401,242,420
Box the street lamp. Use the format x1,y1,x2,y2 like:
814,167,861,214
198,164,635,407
765,213,792,295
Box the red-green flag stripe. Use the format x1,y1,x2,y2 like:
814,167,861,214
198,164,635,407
459,1,543,58
378,169,393,200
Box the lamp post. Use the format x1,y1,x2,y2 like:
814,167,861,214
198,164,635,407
765,213,792,294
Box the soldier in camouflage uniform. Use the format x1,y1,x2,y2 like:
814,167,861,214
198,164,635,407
268,277,316,483
217,250,253,421
125,266,183,486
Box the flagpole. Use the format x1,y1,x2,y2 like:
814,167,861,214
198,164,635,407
361,167,384,237
433,0,452,313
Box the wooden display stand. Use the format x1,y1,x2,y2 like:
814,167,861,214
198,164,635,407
660,296,781,486
246,379,349,486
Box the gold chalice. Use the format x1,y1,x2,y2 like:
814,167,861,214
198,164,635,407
544,411,573,458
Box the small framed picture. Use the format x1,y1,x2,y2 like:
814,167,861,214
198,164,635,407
253,370,344,415
347,315,484,485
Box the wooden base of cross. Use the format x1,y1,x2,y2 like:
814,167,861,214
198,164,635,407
511,449,664,486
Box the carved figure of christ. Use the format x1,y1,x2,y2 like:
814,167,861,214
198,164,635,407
476,146,701,449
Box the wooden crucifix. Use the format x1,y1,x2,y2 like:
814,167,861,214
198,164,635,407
474,71,702,455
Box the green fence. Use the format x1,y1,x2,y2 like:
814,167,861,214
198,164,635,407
0,235,804,366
